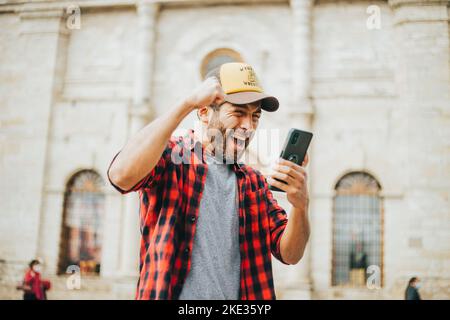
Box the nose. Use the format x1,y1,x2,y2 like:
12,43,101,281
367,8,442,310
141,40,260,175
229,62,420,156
240,114,254,131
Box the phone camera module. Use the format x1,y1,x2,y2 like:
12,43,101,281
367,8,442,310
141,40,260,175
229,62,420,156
288,154,298,163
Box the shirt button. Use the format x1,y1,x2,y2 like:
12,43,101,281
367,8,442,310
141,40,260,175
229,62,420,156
184,248,190,254
190,216,196,223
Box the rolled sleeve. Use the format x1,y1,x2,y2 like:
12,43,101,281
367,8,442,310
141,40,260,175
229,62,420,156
107,142,172,194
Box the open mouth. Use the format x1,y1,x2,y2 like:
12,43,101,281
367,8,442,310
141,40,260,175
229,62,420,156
232,135,249,150
233,129,252,141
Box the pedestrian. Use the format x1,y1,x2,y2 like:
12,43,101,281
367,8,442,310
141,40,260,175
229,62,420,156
18,259,51,300
405,276,422,300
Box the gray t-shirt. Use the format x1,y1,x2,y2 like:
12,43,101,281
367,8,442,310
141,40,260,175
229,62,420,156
178,154,241,300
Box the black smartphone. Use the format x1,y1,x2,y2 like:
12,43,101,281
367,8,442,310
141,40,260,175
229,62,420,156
268,128,313,192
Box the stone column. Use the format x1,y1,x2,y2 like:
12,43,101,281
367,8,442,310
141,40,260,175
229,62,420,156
280,0,314,299
119,0,159,280
15,5,69,274
289,0,314,128
388,0,449,298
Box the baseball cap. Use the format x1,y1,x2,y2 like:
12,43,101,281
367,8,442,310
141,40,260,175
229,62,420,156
205,62,279,112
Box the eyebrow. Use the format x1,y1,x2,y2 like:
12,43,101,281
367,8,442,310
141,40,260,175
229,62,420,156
232,104,262,113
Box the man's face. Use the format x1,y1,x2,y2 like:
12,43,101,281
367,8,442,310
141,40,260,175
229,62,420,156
204,101,262,162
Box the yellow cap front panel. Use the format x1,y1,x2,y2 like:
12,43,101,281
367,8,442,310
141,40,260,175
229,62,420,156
219,63,263,94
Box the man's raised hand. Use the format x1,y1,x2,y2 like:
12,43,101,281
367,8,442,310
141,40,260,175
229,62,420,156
187,76,225,109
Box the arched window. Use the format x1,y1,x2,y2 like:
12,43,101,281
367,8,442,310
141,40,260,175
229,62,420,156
58,170,105,275
201,48,243,79
332,172,383,287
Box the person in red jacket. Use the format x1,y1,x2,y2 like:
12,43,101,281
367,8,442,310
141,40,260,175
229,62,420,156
20,259,51,300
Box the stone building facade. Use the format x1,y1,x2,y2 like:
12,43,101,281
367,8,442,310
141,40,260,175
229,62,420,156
0,0,448,299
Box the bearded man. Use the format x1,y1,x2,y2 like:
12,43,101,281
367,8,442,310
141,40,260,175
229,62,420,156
107,62,310,300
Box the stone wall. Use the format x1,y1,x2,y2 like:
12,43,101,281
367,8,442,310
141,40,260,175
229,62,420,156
0,0,448,300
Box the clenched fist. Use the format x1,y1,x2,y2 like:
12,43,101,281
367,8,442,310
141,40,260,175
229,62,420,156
186,76,226,109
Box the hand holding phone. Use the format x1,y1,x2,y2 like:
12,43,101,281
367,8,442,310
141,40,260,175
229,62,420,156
268,128,313,192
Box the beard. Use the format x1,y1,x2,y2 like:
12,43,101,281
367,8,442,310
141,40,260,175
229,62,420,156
205,117,252,164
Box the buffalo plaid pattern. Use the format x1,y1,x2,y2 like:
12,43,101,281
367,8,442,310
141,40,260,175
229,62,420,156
107,130,290,300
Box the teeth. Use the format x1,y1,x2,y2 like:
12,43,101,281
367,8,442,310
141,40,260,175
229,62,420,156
234,135,246,141
233,132,247,141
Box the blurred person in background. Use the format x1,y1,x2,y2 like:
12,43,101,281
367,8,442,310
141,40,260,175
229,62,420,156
18,259,51,300
405,277,422,300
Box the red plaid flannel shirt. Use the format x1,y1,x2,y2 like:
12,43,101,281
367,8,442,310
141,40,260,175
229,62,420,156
107,130,289,300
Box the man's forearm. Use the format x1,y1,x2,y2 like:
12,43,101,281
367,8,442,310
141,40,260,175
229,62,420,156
279,203,310,265
108,99,195,191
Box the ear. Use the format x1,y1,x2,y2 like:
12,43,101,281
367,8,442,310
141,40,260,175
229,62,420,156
197,106,210,124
